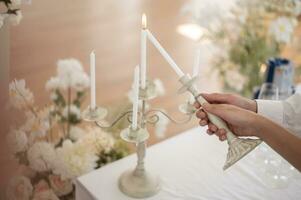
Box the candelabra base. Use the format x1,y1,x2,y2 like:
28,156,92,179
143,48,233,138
223,138,262,170
119,169,161,198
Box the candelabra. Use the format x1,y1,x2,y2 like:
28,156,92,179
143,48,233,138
82,79,196,198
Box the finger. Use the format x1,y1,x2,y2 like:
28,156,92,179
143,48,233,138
219,135,227,141
208,123,218,132
199,119,208,126
202,103,236,121
206,129,214,135
220,134,227,141
219,129,227,136
194,101,201,109
196,110,207,119
216,129,226,137
202,93,234,104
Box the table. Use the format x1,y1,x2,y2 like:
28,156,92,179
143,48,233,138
76,127,301,200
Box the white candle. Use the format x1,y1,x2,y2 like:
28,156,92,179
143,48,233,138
146,30,185,77
189,47,201,103
90,51,96,110
141,14,147,89
192,47,201,77
132,65,140,130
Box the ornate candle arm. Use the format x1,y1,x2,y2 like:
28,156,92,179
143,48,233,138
145,109,194,124
178,74,262,170
94,110,133,128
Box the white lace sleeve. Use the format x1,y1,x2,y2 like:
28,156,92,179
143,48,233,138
256,94,301,137
256,99,284,125
282,94,301,137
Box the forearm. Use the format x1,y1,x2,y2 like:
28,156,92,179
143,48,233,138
257,115,301,171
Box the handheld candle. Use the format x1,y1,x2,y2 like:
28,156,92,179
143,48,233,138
146,28,261,170
146,30,185,77
189,46,201,103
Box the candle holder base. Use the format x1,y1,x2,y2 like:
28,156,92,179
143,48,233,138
179,74,262,170
119,169,160,199
82,106,108,122
178,102,197,114
223,138,262,170
120,127,149,143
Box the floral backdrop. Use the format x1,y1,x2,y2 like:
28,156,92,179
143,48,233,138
6,59,129,200
183,0,301,96
0,0,23,29
6,57,168,200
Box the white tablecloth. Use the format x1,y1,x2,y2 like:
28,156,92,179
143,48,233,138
76,127,301,200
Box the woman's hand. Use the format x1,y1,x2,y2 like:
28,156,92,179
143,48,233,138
194,93,257,112
194,93,259,141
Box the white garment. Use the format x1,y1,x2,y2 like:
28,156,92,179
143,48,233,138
256,94,301,137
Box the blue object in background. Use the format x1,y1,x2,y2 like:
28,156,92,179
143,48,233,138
253,58,295,99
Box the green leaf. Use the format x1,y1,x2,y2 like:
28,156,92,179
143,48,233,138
7,9,19,15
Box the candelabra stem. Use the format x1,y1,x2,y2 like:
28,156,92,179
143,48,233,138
134,98,147,176
134,142,146,176
118,95,160,198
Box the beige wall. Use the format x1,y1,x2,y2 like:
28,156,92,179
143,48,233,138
0,22,11,198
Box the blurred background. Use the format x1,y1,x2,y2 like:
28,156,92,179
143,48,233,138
0,0,300,199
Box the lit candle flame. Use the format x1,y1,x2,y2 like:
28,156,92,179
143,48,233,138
142,13,147,29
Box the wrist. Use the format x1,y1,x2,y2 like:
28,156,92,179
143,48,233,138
250,113,265,138
248,99,257,113
252,114,272,139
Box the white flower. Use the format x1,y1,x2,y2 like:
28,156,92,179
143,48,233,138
9,79,34,110
9,10,23,26
20,109,50,143
11,0,22,6
46,58,90,91
50,92,58,101
153,79,165,96
62,104,81,120
6,130,28,153
32,180,59,200
33,190,59,200
53,140,98,180
0,14,6,29
45,77,61,91
79,127,115,154
49,175,73,197
69,126,85,141
224,68,247,92
27,142,56,172
154,111,169,139
269,17,295,44
16,164,36,179
6,176,33,200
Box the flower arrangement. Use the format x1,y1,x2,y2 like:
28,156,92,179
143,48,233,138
0,0,24,29
183,0,301,96
6,58,129,200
